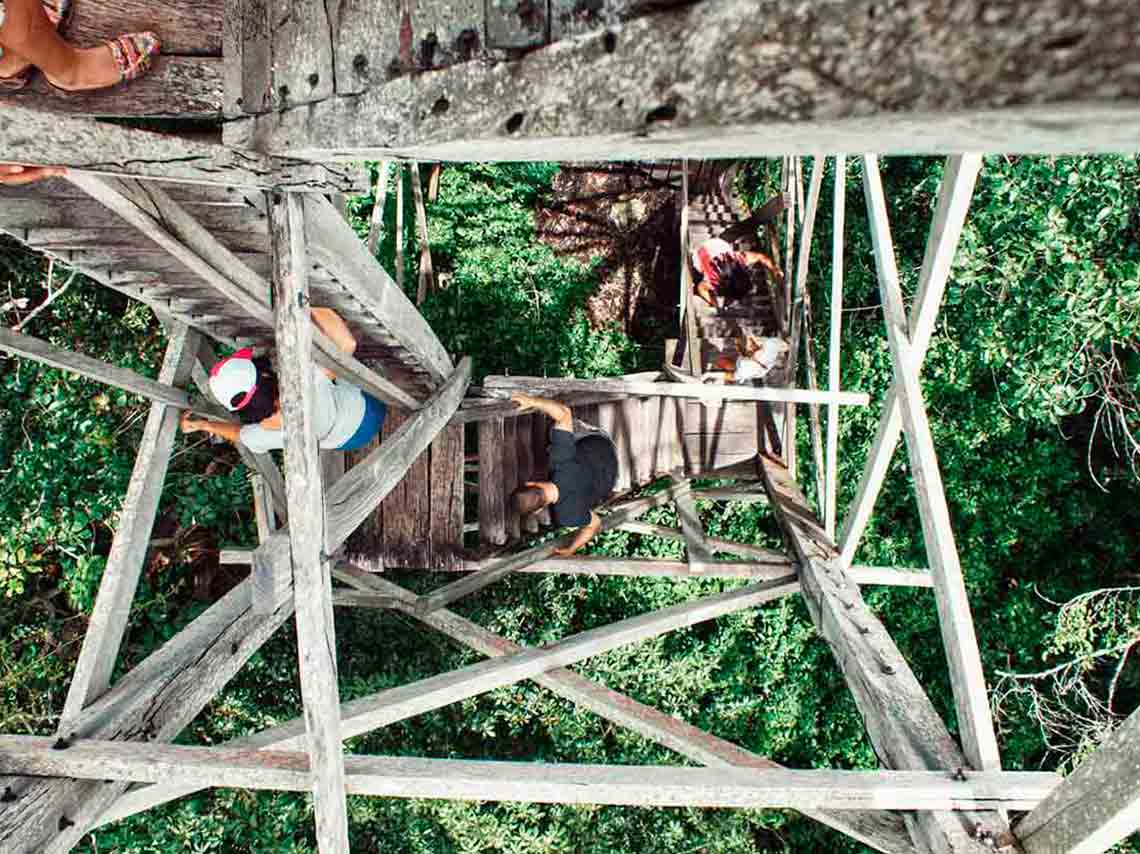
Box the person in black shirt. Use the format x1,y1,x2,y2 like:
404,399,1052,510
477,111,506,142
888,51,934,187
508,392,615,556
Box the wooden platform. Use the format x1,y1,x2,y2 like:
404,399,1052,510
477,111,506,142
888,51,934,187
0,0,223,118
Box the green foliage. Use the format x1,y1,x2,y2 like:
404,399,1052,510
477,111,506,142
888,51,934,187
346,163,642,381
3,154,1140,853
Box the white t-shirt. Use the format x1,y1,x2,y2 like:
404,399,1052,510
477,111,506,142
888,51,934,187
239,368,366,453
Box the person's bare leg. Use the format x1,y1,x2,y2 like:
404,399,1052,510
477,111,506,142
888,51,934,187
0,0,125,90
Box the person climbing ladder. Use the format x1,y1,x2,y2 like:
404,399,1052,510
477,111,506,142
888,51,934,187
179,307,387,454
508,393,618,557
690,236,782,310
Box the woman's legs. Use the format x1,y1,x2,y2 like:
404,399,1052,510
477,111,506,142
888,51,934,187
0,0,140,89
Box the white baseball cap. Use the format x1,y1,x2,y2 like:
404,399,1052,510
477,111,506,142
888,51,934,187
208,348,258,411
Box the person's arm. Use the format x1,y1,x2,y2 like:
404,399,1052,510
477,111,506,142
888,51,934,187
180,412,242,444
311,307,357,356
742,250,783,280
551,511,602,557
511,392,573,431
0,164,68,186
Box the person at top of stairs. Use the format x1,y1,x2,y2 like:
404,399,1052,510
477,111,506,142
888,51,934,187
690,236,782,310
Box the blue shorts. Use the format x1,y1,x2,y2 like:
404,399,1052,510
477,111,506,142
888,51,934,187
338,394,387,451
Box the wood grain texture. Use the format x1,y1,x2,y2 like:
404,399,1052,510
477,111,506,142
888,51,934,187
0,580,293,853
0,736,1058,812
303,194,454,386
1,105,361,189
269,190,350,854
824,154,846,538
757,452,1009,853
57,324,201,732
238,0,1140,160
1017,704,1140,854
478,418,508,546
411,162,436,303
502,416,520,541
862,155,999,774
1,58,222,118
484,375,869,406
329,569,912,854
0,327,195,411
58,0,223,55
324,359,471,552
268,0,335,105
675,491,713,571
429,422,466,570
380,410,432,569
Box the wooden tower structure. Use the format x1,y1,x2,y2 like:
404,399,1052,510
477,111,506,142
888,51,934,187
1,1,1139,852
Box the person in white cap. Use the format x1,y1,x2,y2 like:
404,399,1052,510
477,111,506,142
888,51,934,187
179,308,387,453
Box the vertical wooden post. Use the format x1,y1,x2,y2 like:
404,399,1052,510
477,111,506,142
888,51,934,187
395,164,406,293
479,418,508,546
268,191,350,853
58,323,200,733
824,155,846,538
367,161,390,256
861,155,1000,774
411,161,436,305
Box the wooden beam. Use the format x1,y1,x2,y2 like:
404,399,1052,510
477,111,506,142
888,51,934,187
66,173,422,410
785,155,825,487
411,162,436,304
330,567,912,854
453,389,634,424
757,451,1010,853
395,165,406,294
0,327,204,413
417,480,695,614
461,556,793,579
269,191,351,853
57,324,201,733
484,375,870,406
838,155,983,565
96,574,805,822
675,492,715,572
367,161,390,256
1,104,363,190
229,0,1140,161
322,358,471,551
1016,704,1140,854
0,736,1059,812
302,193,454,387
691,484,768,503
861,155,1000,774
824,154,846,538
0,579,293,853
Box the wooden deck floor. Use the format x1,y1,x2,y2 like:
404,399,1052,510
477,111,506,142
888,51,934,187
0,0,222,118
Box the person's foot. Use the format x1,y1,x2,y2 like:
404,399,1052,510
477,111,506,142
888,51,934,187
0,0,72,88
45,32,159,92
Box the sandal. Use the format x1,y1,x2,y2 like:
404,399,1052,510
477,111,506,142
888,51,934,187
45,31,160,93
0,0,74,90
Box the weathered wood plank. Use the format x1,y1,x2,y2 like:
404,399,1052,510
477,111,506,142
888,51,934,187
478,417,508,546
0,580,293,854
223,0,244,116
0,197,265,233
268,0,335,105
484,375,869,406
0,327,201,412
502,416,520,541
330,567,913,854
303,194,454,386
0,736,1059,812
2,57,222,118
462,556,793,579
429,422,466,570
240,0,274,113
824,154,846,538
1016,704,1140,854
330,0,483,95
862,155,1000,775
56,324,201,733
269,191,350,854
323,359,472,551
232,0,1140,161
757,452,1009,853
1,106,362,190
838,155,982,564
675,491,714,572
58,0,223,55
411,162,436,304
367,161,390,255
379,410,432,569
419,481,694,614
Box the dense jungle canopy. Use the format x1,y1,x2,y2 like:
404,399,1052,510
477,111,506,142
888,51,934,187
0,156,1138,853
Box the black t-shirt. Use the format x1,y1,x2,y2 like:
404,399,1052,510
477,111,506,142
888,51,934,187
549,428,616,528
